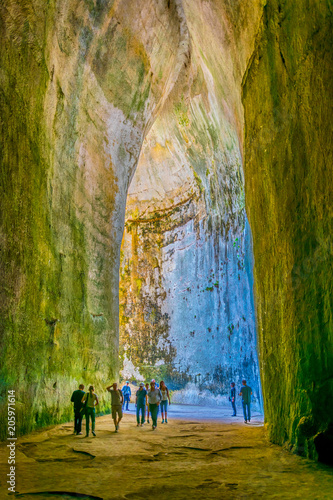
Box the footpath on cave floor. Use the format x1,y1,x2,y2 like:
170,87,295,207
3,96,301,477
0,404,332,500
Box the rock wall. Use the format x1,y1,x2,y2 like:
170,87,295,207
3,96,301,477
242,0,333,462
1,0,331,465
119,1,263,400
0,0,191,436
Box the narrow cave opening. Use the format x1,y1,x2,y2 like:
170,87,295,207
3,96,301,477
118,107,263,412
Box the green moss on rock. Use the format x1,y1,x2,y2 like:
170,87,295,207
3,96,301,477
242,0,333,463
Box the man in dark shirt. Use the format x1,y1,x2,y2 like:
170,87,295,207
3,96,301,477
229,382,236,416
135,382,147,426
239,379,252,423
71,384,85,435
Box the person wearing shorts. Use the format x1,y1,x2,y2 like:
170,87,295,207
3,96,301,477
106,382,124,432
159,381,170,423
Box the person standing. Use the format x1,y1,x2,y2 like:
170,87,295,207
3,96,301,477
229,382,236,417
148,381,162,430
159,381,171,423
106,382,124,432
122,381,131,411
239,380,252,423
145,382,150,423
71,384,85,435
82,386,99,437
135,382,147,426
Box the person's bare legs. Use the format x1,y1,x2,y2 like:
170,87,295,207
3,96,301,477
116,416,122,430
113,408,122,432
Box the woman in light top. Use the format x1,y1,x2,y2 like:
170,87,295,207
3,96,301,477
82,385,99,437
159,381,171,423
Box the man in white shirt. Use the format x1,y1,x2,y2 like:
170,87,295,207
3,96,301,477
148,381,162,430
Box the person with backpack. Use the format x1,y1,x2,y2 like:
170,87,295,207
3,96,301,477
70,384,85,435
107,382,124,432
81,386,99,437
159,381,171,424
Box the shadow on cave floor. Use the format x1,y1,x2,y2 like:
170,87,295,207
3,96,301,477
0,405,332,500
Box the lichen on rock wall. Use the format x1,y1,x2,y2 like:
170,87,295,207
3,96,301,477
1,0,331,466
0,0,191,436
242,0,333,462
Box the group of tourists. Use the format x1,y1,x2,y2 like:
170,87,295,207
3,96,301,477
71,379,253,437
71,379,170,437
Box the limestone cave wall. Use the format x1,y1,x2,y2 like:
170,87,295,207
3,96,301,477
119,0,263,402
242,0,333,462
0,0,191,436
0,0,332,465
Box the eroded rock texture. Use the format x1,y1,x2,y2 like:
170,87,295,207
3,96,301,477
242,0,333,462
0,0,332,464
0,0,192,435
119,0,263,404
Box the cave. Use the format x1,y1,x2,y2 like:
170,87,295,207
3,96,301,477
119,70,262,408
0,0,332,495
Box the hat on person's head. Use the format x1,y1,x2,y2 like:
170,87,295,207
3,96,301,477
126,381,129,384
151,379,155,383
139,382,145,387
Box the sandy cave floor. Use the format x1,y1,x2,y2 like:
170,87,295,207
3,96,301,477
0,404,332,499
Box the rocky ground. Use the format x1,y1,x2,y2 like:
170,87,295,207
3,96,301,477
0,404,332,499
